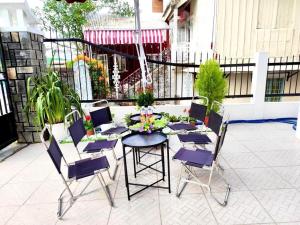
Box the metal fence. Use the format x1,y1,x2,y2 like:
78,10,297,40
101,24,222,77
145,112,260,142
266,56,300,101
43,36,255,103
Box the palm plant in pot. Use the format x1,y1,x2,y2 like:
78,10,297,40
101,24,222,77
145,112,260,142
195,59,227,124
24,71,83,141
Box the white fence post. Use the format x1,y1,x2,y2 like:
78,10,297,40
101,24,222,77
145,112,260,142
251,52,268,118
112,54,120,99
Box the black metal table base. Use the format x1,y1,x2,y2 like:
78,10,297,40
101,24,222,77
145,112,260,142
122,137,171,201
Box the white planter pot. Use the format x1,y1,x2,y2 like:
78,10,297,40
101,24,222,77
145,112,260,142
46,123,69,141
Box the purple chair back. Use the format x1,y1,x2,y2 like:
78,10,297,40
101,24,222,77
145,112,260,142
47,137,63,174
207,110,223,135
213,123,228,160
90,107,112,127
69,118,86,146
189,102,207,122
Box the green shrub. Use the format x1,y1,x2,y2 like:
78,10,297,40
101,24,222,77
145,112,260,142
195,59,227,112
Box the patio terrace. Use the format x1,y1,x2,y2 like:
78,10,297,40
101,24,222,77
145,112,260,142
0,122,300,225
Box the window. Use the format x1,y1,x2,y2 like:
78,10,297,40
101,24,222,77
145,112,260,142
152,0,163,13
116,55,127,72
265,78,284,102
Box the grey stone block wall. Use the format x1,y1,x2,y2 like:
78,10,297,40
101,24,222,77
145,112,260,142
1,32,46,143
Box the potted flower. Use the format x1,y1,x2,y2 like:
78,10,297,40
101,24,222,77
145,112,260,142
24,71,82,141
195,59,227,124
84,115,94,136
136,85,154,108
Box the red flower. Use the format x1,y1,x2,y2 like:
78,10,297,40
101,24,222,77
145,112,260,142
85,115,91,121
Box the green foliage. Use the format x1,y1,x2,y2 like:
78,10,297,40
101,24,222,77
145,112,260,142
24,71,83,128
124,113,133,126
40,0,96,38
195,59,227,112
37,0,134,38
136,86,154,107
160,112,195,123
99,0,134,17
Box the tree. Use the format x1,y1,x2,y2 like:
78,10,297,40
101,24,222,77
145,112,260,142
37,0,134,38
39,0,96,38
195,60,227,112
99,0,134,17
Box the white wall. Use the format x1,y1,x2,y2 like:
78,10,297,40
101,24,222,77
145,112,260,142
214,0,300,58
190,0,215,55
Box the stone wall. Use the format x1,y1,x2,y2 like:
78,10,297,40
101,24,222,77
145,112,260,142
0,31,45,143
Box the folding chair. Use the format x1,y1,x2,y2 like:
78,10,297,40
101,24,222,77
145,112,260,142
40,127,114,219
67,110,119,180
173,118,230,206
167,96,208,133
177,100,224,148
89,100,128,135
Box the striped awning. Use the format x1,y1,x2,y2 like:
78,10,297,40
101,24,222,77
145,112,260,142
84,29,166,45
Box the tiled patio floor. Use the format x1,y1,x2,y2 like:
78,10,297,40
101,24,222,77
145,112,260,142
0,122,300,225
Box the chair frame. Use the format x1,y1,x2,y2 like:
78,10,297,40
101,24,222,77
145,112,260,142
40,127,114,219
66,110,120,180
175,122,231,206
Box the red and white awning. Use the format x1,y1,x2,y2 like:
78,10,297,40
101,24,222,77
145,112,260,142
84,29,167,45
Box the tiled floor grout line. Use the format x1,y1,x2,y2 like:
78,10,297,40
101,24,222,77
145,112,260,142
229,150,277,225
247,145,300,190
0,151,45,189
4,165,53,225
106,161,122,225
201,186,220,225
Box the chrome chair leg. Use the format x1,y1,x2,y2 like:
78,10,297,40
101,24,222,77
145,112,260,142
96,173,114,207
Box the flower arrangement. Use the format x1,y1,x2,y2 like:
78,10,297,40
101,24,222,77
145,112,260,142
136,85,154,107
72,55,109,98
139,113,155,133
83,115,94,136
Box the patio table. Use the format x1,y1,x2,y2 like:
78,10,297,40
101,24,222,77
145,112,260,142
121,132,171,200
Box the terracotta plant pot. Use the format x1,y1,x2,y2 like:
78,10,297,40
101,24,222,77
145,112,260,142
86,129,94,137
190,121,196,127
204,116,209,126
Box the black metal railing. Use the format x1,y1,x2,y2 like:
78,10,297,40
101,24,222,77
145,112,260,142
43,36,255,103
266,56,300,101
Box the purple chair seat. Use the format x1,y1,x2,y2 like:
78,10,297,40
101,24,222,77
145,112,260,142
173,148,213,167
167,123,197,131
178,133,211,144
68,156,110,180
83,140,117,153
101,126,128,135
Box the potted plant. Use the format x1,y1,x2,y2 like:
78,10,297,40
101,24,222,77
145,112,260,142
25,71,82,140
84,115,94,136
136,85,154,108
195,59,227,124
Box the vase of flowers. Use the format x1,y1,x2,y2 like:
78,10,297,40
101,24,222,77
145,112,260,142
139,113,155,133
84,115,94,136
